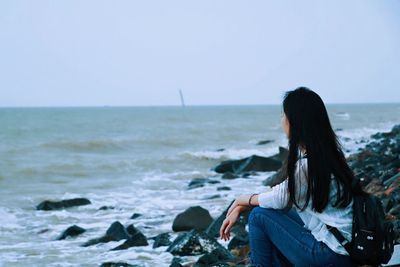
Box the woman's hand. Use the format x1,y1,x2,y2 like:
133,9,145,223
220,206,241,241
226,194,252,217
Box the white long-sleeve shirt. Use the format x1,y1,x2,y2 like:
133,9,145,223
257,155,353,256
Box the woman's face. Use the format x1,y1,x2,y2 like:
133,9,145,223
282,112,290,138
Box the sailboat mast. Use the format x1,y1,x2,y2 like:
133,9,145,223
179,89,185,107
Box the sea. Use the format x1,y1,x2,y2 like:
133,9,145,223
0,104,399,267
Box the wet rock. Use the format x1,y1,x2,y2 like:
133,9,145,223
82,221,130,247
188,178,221,190
169,257,184,267
111,237,148,250
36,198,91,210
389,204,400,217
214,155,282,174
99,206,114,210
384,173,400,188
221,172,239,180
111,224,148,250
270,146,289,163
228,225,249,250
57,225,86,240
37,228,49,234
167,229,225,256
188,178,209,189
241,171,258,178
172,206,213,232
152,233,172,248
130,213,142,219
100,262,139,267
262,167,286,187
256,139,273,146
194,247,235,267
202,194,221,200
363,178,385,195
214,147,288,175
217,186,231,191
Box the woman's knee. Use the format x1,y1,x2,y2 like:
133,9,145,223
249,207,275,226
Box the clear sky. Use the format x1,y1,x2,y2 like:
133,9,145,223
0,0,399,107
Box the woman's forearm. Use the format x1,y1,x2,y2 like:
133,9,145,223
235,196,259,212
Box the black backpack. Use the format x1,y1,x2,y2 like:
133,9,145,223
326,179,395,266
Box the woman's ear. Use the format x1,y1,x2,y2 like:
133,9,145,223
282,113,290,138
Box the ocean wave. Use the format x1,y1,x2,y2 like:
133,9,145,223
179,146,282,161
39,139,132,153
337,122,400,155
334,112,350,120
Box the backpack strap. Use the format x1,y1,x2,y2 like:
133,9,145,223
326,225,352,254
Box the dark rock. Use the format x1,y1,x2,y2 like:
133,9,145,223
202,194,221,200
389,204,400,217
111,237,148,250
241,171,258,178
83,235,115,247
167,229,225,256
99,206,114,210
256,139,273,145
57,225,86,240
36,198,91,210
217,186,231,191
188,178,221,189
216,148,225,152
172,206,213,232
194,247,235,267
214,155,282,174
188,178,208,189
82,221,130,247
152,233,172,248
130,213,142,219
344,124,400,243
111,224,148,250
107,221,130,240
262,168,286,187
269,146,289,163
37,228,49,234
100,262,138,267
228,225,249,250
169,257,184,267
363,178,385,195
384,173,400,187
221,172,239,180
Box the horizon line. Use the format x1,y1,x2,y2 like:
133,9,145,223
0,101,399,109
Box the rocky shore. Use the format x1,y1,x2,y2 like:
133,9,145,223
35,124,400,267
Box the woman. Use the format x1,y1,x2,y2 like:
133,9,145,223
219,87,356,266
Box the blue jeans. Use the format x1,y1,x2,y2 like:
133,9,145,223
248,207,355,267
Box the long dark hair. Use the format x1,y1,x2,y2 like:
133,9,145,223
283,87,354,213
